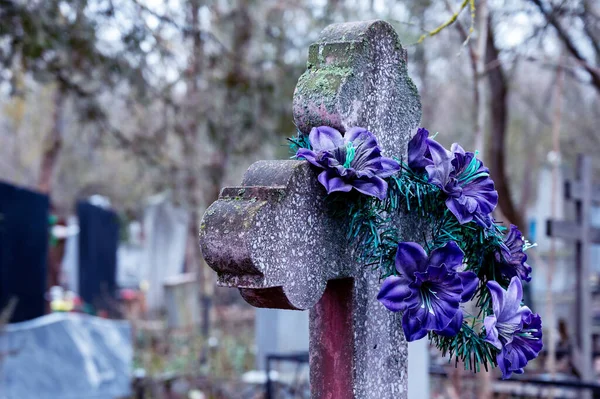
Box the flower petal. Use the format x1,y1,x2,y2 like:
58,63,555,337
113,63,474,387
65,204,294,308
395,242,428,277
344,126,371,143
458,271,478,302
436,310,463,337
377,276,413,312
497,348,512,379
426,158,454,190
402,311,428,342
445,197,474,225
309,126,344,151
484,315,502,350
352,176,388,200
317,170,352,194
450,143,466,155
378,157,400,178
487,280,508,319
428,241,464,270
413,266,462,332
407,127,431,172
296,148,324,168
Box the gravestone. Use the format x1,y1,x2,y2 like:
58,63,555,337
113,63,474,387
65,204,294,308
0,181,49,322
547,155,599,394
163,273,199,329
0,313,132,399
200,20,421,398
77,201,119,313
142,193,189,313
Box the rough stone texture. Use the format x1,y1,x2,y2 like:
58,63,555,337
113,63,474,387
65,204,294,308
293,20,421,159
199,20,421,399
0,313,132,399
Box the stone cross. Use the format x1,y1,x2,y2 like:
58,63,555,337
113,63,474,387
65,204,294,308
200,20,422,398
547,155,600,396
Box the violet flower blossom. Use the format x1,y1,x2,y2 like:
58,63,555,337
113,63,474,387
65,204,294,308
407,130,498,227
377,241,478,341
407,127,451,174
484,277,543,379
496,225,532,282
296,126,399,200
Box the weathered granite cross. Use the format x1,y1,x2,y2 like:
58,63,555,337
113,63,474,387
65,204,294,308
200,20,422,398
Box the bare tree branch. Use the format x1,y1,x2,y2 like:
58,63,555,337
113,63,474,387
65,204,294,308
529,0,600,93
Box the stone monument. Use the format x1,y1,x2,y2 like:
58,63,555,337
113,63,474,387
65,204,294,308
200,20,421,398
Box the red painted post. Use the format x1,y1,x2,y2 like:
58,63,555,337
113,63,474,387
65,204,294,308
310,278,355,399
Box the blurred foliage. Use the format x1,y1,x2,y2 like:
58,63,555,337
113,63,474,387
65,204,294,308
134,328,254,379
0,0,153,112
0,0,597,216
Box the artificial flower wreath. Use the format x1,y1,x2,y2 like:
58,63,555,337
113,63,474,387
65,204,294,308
290,126,542,379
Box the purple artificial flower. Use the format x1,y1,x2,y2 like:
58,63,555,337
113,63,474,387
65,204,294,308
296,126,399,200
425,141,498,227
484,277,543,379
496,225,532,282
377,241,478,341
407,128,451,174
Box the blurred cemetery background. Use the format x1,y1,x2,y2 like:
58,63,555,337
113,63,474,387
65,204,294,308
0,0,599,398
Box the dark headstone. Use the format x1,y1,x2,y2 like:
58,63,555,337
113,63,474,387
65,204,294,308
77,201,119,313
0,181,49,322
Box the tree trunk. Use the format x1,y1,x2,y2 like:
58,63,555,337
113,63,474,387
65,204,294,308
38,86,66,194
474,0,488,156
545,53,565,391
485,20,525,230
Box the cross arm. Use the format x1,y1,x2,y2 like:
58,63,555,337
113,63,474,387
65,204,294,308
565,180,600,205
199,159,351,310
546,219,600,244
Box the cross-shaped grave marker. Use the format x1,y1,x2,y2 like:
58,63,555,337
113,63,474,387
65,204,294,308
200,20,422,398
547,155,600,394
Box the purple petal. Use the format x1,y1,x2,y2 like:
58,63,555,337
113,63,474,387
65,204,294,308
426,158,454,190
309,126,344,151
436,310,463,337
497,350,512,379
378,157,400,178
352,177,388,200
428,139,453,167
407,128,431,172
395,242,428,277
496,312,543,379
296,148,324,168
428,241,464,270
344,126,370,143
445,197,474,225
498,225,532,282
411,266,462,332
484,315,502,350
317,170,352,194
488,278,531,335
500,348,525,379
402,311,428,342
458,271,478,302
487,280,508,319
450,143,466,155
377,276,413,312
502,277,527,322
505,277,523,304
462,179,498,214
